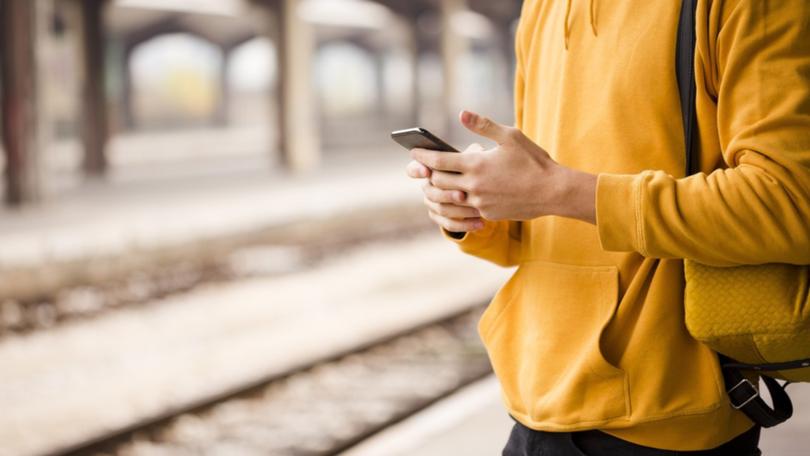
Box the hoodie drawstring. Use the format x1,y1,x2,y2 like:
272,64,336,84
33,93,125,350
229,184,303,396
564,0,573,49
564,0,598,50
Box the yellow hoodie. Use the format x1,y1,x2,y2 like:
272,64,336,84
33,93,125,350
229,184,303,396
447,0,810,450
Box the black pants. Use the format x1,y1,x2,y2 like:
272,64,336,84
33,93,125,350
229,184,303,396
502,419,761,456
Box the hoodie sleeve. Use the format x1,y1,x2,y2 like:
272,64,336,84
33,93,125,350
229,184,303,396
442,221,521,267
596,0,810,266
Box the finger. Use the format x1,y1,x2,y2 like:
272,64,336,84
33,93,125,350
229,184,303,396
422,181,467,204
424,197,481,218
410,148,468,173
459,110,514,144
406,160,431,179
427,210,484,232
430,170,468,192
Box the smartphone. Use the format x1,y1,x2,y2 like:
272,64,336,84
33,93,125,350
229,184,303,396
390,127,459,152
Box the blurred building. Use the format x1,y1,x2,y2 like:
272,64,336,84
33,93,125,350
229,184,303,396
0,0,521,207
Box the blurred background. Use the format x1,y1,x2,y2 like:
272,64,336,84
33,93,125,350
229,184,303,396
0,1,520,455
0,1,807,455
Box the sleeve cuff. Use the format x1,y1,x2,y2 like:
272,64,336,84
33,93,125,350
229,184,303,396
441,220,498,249
596,173,644,253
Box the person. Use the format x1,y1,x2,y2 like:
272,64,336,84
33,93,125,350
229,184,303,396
406,1,810,455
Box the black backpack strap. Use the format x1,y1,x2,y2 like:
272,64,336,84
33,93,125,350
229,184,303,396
676,0,699,176
721,356,794,428
675,0,794,428
723,357,810,373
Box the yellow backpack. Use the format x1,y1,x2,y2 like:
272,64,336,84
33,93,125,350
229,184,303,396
677,0,810,428
684,263,810,427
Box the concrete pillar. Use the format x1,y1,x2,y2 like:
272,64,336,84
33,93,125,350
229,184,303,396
74,0,109,176
1,0,41,205
275,0,320,172
440,0,467,137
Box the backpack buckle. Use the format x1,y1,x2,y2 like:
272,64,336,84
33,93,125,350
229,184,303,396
728,378,759,410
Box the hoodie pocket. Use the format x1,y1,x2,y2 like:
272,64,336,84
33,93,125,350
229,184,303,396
479,260,628,427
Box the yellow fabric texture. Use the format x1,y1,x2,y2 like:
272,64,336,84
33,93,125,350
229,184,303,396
444,0,810,451
684,262,810,382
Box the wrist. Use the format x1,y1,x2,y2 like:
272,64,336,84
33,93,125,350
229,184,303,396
551,166,597,224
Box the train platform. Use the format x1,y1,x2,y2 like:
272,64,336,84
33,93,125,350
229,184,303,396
0,145,413,269
0,145,419,301
343,375,512,456
346,376,810,455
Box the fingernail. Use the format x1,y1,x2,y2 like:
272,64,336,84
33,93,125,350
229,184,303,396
460,110,472,124
455,191,465,202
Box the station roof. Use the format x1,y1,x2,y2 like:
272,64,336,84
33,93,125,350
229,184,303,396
108,0,259,48
114,0,248,17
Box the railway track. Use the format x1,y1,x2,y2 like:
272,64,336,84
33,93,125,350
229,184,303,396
0,204,433,338
47,306,492,456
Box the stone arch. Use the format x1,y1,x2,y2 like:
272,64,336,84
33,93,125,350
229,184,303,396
314,40,378,118
128,32,224,129
226,37,277,126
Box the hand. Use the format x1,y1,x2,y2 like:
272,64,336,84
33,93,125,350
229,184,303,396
410,111,597,224
406,144,485,233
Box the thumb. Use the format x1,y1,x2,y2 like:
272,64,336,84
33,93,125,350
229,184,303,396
460,110,513,144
